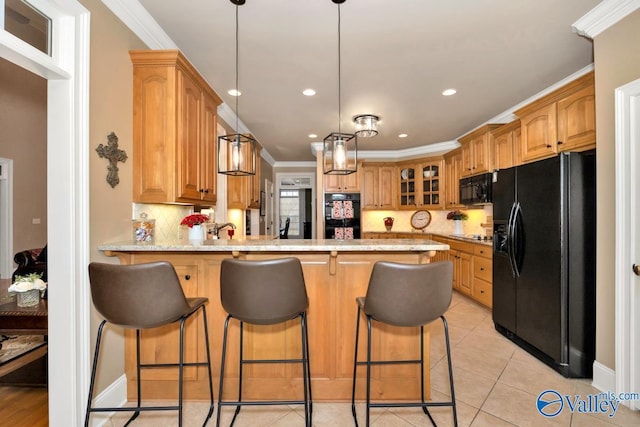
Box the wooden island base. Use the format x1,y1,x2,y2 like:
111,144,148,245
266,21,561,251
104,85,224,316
103,241,447,402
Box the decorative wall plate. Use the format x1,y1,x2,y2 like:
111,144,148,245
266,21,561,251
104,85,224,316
410,209,432,230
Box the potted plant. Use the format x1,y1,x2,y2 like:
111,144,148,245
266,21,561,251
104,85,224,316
446,210,468,235
9,273,47,307
181,213,209,243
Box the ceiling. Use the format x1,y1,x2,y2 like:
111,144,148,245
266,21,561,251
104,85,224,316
136,0,600,163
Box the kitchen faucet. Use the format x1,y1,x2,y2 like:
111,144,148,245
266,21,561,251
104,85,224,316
213,222,236,238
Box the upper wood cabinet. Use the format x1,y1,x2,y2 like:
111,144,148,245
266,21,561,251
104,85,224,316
492,120,521,170
515,71,595,163
131,50,222,205
458,124,501,177
443,149,463,209
397,160,444,210
362,163,396,210
324,167,360,193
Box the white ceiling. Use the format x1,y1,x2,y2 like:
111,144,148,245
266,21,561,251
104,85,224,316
136,0,600,162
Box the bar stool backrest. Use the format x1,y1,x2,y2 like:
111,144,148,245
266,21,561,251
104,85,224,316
363,260,453,327
220,257,308,325
88,261,192,329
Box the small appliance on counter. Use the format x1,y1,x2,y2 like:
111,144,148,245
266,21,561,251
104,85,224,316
324,193,361,239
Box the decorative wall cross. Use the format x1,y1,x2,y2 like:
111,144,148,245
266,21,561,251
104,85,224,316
96,132,128,188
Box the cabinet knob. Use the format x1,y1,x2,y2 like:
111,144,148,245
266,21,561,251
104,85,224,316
546,144,552,148
480,290,485,294
557,141,563,145
185,274,191,280
480,267,485,271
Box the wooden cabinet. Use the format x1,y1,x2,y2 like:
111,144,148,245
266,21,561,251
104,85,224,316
492,120,521,170
397,160,444,210
516,72,595,163
362,163,396,210
131,50,223,205
247,146,262,209
421,235,493,306
472,244,493,308
443,149,462,209
459,125,501,177
324,167,360,193
450,248,473,296
111,250,437,402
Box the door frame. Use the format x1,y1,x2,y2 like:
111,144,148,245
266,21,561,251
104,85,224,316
614,77,640,410
275,172,316,239
0,0,91,424
0,158,12,279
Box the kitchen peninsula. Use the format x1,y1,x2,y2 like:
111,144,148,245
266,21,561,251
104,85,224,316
99,238,448,402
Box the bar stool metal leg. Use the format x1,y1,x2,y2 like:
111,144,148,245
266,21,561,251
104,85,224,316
351,306,361,426
216,315,232,427
442,315,458,427
84,320,107,427
202,306,215,424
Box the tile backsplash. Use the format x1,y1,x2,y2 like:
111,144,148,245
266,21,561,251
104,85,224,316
133,203,194,242
362,205,493,237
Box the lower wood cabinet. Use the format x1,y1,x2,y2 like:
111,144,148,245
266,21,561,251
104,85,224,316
108,250,443,402
424,235,493,308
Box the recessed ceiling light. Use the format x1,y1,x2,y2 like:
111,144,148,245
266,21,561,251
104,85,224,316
442,88,457,96
398,133,408,138
228,89,241,96
308,134,318,138
302,89,316,96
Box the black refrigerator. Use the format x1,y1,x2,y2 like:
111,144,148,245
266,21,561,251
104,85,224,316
492,151,596,378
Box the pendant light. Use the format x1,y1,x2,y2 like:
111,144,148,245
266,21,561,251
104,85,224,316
218,0,257,176
323,0,358,175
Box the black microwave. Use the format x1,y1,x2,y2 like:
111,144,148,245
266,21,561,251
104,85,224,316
459,172,493,205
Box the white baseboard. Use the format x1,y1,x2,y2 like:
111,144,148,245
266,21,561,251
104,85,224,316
592,360,616,393
89,374,128,427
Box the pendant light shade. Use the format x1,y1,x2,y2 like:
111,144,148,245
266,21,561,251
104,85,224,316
218,0,257,176
324,0,357,175
323,132,357,175
218,133,257,176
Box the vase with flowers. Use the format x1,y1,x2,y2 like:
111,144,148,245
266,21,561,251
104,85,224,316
446,210,468,235
9,273,47,307
383,217,394,231
181,213,209,244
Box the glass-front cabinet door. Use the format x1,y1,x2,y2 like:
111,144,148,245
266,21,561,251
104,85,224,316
398,166,417,208
398,160,445,209
420,161,444,208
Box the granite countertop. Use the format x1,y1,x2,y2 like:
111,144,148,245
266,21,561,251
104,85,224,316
99,238,450,253
369,230,494,247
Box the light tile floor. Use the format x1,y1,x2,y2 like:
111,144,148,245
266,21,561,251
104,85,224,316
107,292,640,426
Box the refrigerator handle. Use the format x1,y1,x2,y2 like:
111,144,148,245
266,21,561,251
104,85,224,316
512,202,523,277
506,202,518,278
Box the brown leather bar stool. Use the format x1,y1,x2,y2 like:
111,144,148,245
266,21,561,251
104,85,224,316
351,260,457,427
217,257,312,427
85,261,214,427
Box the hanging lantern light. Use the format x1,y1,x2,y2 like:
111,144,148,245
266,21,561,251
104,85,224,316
324,0,357,175
218,0,257,176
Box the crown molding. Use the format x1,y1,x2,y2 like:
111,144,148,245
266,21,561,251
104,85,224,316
309,140,460,162
572,0,640,39
273,161,318,169
101,0,177,49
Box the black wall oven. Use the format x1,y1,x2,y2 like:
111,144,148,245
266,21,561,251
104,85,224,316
324,193,361,239
459,172,493,205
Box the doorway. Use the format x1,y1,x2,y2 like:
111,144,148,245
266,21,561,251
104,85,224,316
275,173,315,239
1,0,91,424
